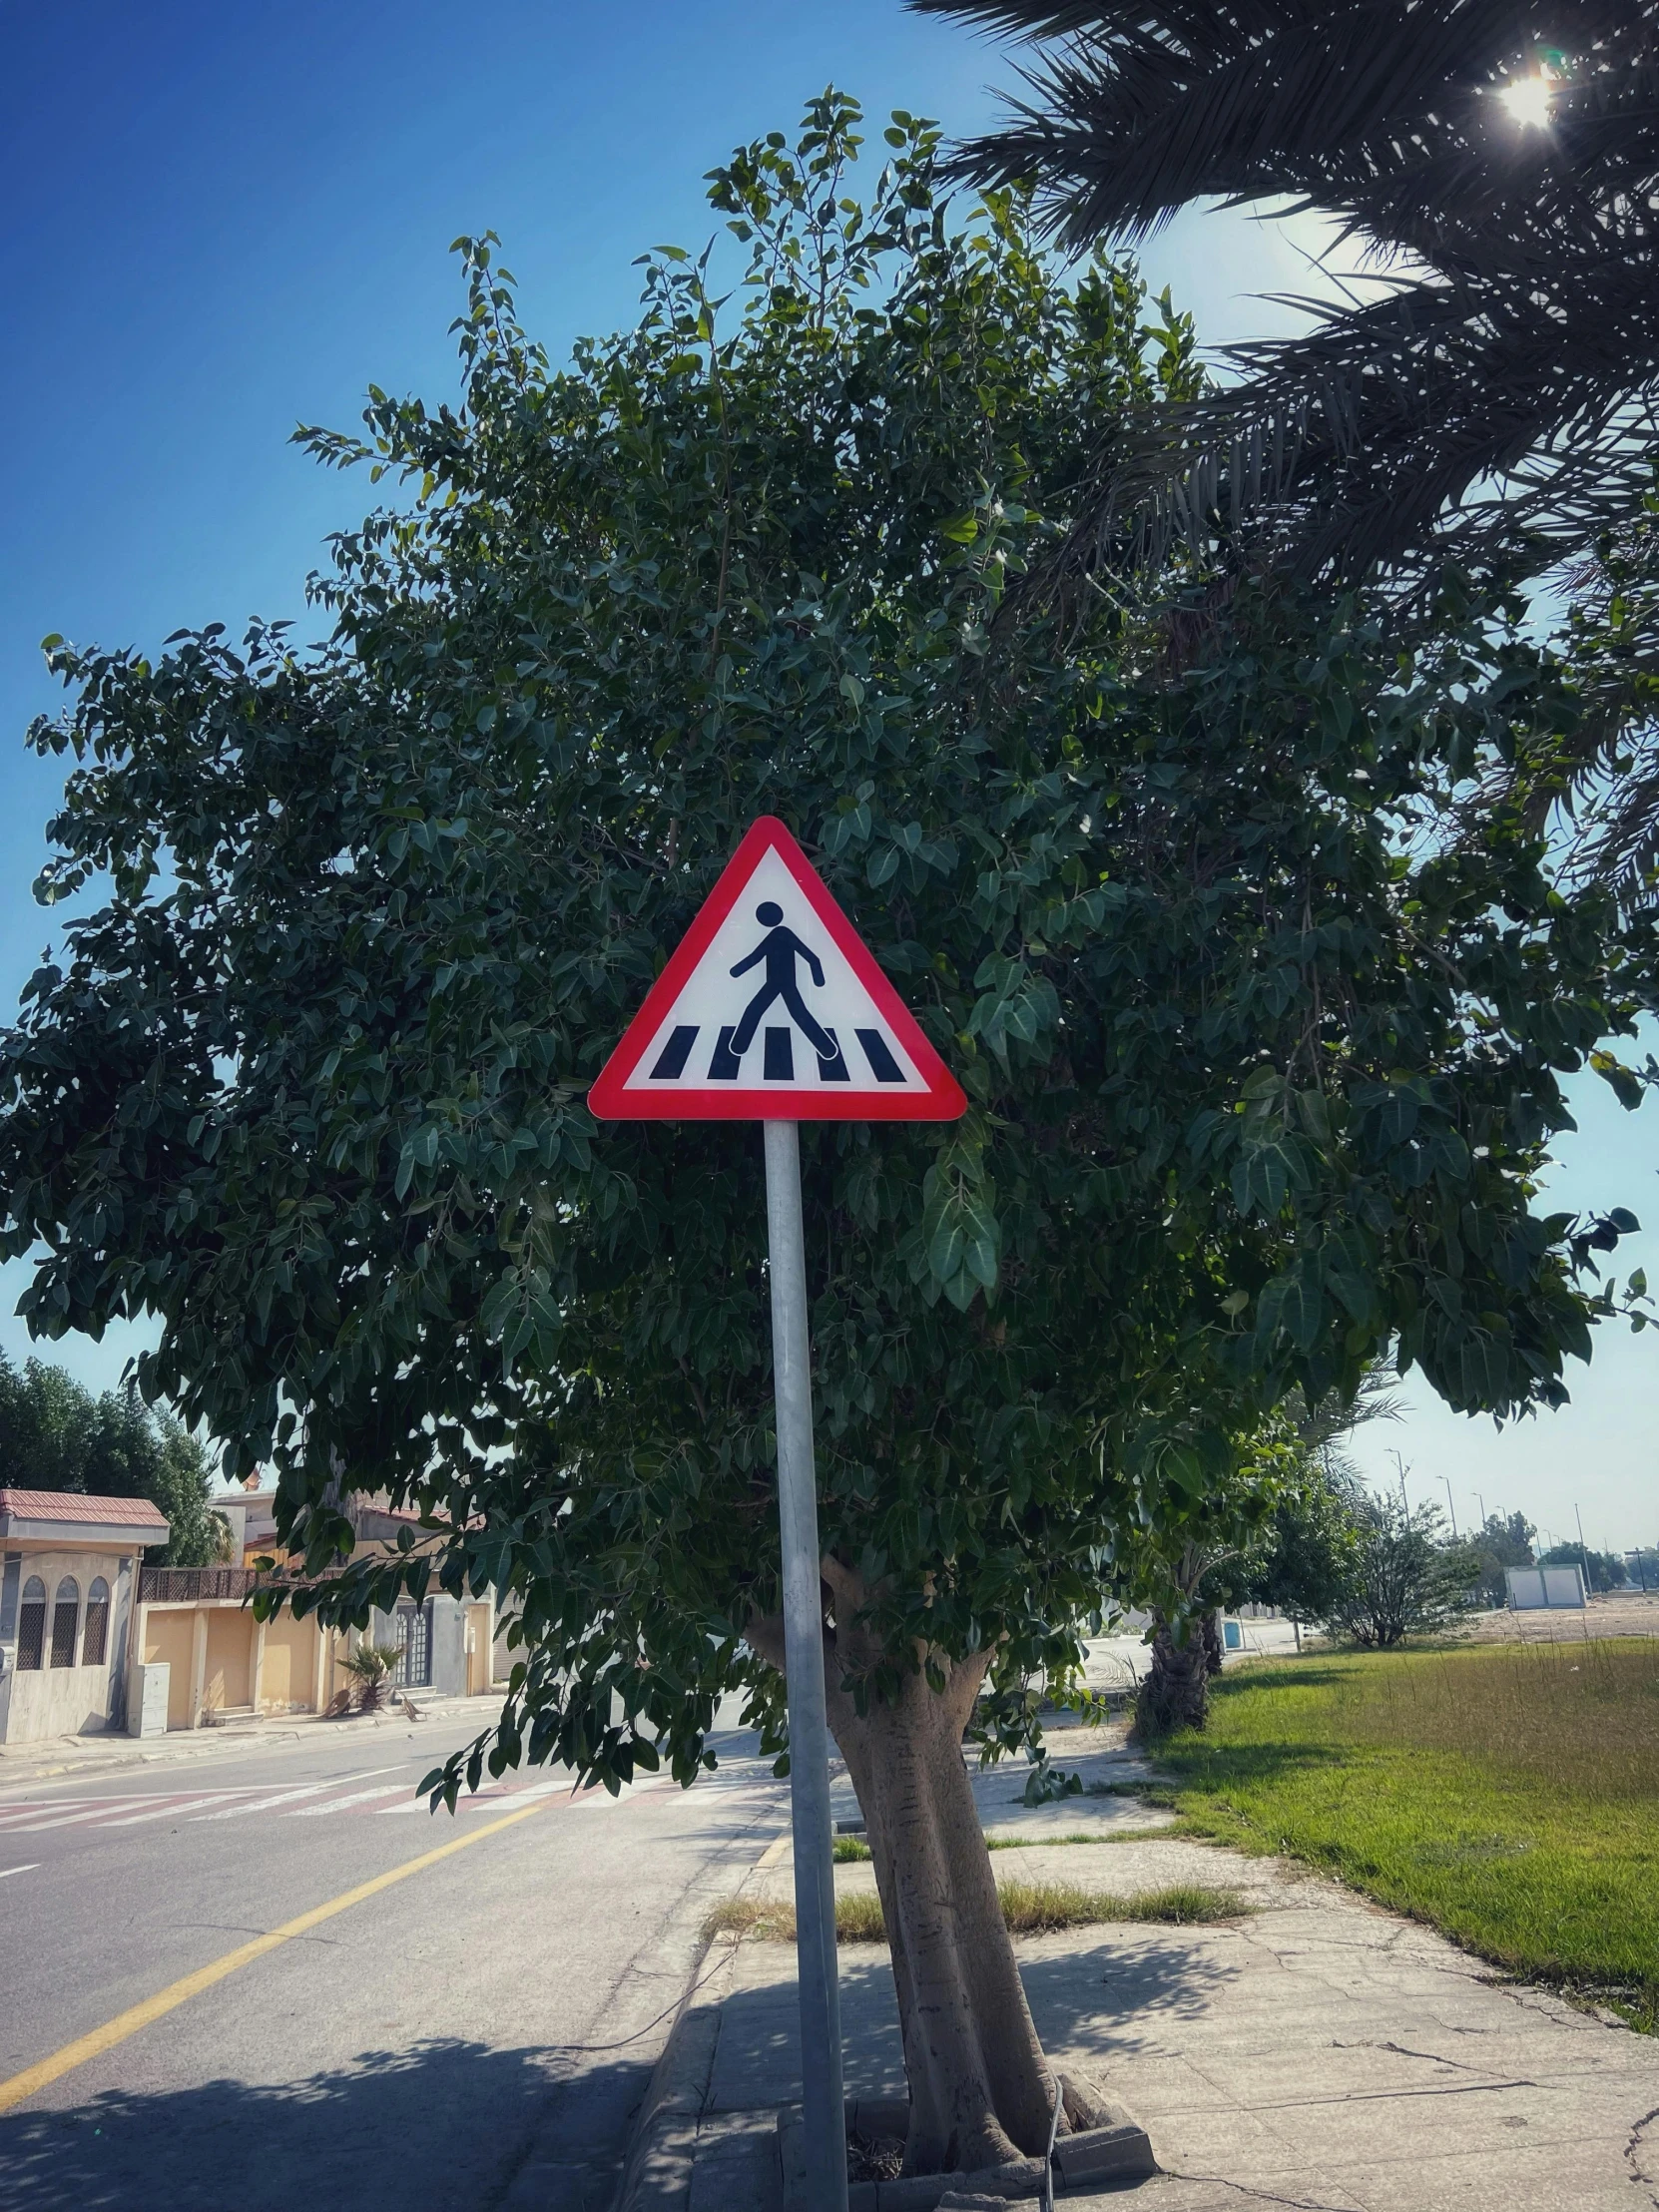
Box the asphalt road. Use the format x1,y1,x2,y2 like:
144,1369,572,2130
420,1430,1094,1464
0,1708,788,2211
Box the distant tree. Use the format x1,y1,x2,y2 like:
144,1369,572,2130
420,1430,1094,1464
1129,1370,1388,1728
1628,1547,1659,1593
1325,1496,1479,1647
1225,1367,1391,1641
0,1352,223,1566
1470,1508,1536,1607
1539,1539,1628,1593
1234,1459,1362,1647
1105,1429,1288,1738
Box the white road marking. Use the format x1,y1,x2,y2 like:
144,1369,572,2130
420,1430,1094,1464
0,1796,152,1824
191,1767,401,1820
376,1775,573,1816
10,1791,270,1834
103,1792,267,1828
0,1864,39,1879
0,1762,579,1833
287,1783,409,1816
477,1777,580,1808
6,1804,166,1835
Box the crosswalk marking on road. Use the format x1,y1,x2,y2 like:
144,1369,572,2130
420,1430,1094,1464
0,1766,689,1837
0,1794,151,1825
104,1791,267,1828
194,1767,400,1820
375,1774,578,1815
288,1783,409,1816
5,1803,154,1835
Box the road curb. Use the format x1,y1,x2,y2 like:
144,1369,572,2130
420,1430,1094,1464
612,1931,739,2211
611,1811,791,2212
0,1729,307,1788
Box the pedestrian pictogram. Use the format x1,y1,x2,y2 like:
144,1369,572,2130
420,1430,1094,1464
728,901,837,1068
588,817,966,1121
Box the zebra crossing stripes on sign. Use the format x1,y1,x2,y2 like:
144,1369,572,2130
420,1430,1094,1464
588,817,967,1122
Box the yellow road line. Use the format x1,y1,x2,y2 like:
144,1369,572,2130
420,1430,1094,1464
0,1799,544,2115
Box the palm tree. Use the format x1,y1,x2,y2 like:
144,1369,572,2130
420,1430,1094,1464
914,0,1659,589
339,1639,402,1712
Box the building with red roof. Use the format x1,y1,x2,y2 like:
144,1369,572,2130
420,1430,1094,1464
0,1487,171,1747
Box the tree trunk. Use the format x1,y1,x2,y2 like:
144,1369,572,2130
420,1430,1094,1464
828,1650,1058,2173
1135,1616,1211,1737
1200,1608,1224,1677
748,1588,1079,2178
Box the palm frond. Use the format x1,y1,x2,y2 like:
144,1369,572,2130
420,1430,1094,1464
916,0,1659,591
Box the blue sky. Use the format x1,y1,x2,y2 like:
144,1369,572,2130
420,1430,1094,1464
1,2,1651,1543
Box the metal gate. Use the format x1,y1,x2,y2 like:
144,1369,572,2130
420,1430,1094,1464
392,1600,433,1689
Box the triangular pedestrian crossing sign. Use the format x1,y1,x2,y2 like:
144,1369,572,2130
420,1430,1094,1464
589,817,967,1121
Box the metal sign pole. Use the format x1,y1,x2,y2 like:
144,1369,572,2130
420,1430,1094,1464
763,1117,847,2212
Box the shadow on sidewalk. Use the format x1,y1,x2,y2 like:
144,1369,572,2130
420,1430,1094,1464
0,2036,646,2212
1022,1935,1240,2059
706,1936,1238,2111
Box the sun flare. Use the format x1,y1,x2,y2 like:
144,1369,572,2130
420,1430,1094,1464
1498,73,1554,128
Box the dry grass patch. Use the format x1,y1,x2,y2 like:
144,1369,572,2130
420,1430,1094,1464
707,1881,1247,1944
996,1879,1248,1933
838,1824,1197,1863
983,1824,1199,1848
703,1895,799,1942
836,1891,888,1942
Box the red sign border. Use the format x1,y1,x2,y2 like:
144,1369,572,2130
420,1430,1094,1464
588,817,968,1122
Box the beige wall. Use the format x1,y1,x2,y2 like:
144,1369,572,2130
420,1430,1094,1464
135,1601,338,1728
142,1609,197,1731
203,1610,253,1714
466,1603,491,1696
258,1613,320,1714
116,1588,500,1735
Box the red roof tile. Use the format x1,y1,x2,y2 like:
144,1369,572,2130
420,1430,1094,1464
0,1488,170,1529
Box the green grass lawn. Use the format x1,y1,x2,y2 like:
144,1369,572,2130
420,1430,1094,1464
1157,1639,1659,2025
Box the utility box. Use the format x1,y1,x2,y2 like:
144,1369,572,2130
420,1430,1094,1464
1505,1565,1586,1610
131,1661,171,1736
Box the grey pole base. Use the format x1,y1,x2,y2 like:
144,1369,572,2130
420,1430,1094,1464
764,1118,847,2212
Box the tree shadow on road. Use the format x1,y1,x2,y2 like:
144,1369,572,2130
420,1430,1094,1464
0,2036,645,2212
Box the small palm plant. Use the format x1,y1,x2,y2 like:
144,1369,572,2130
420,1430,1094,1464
339,1640,402,1713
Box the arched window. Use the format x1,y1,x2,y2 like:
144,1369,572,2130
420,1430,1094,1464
50,1577,81,1669
17,1577,46,1671
82,1577,111,1668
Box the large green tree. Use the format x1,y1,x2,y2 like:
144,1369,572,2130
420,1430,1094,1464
0,97,1652,2173
0,1352,222,1565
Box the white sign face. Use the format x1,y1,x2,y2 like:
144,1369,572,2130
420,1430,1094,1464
626,849,922,1098
588,817,967,1123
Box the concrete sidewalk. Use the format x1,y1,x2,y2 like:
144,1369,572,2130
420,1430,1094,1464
640,1739,1659,2211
